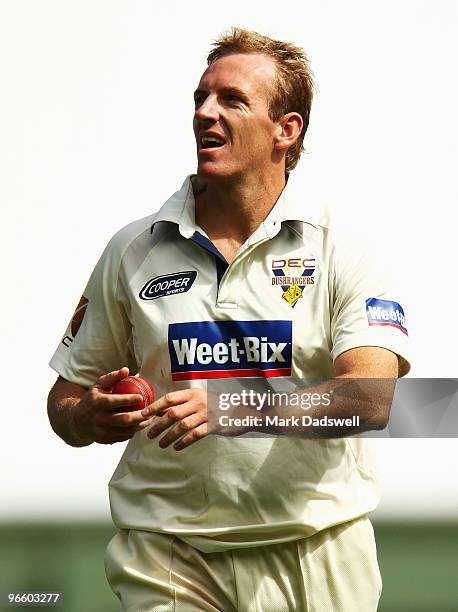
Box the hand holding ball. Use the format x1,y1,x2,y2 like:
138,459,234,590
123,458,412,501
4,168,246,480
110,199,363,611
111,376,155,410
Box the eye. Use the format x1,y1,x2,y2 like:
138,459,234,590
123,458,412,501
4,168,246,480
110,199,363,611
194,94,206,108
225,94,242,103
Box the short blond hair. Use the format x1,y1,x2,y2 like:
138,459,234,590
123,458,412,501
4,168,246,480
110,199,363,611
207,28,315,172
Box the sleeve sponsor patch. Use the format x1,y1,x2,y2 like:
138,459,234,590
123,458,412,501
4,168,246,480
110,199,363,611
366,298,408,335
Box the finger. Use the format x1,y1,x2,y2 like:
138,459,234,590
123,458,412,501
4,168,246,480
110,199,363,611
97,392,144,412
108,393,144,410
141,389,193,418
146,403,196,439
157,412,207,448
146,412,177,439
110,409,154,428
94,367,130,391
174,423,208,451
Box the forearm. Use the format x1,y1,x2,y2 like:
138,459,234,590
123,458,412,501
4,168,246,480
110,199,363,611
262,377,395,437
214,376,396,439
47,377,93,447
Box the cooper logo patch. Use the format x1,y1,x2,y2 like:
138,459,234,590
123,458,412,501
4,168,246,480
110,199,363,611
140,271,197,300
168,320,292,380
366,298,408,335
271,258,317,307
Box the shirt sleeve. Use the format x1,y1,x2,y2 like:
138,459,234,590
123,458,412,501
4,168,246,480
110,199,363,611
329,230,410,377
49,233,138,388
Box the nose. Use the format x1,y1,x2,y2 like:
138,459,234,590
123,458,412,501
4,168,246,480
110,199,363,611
194,93,220,123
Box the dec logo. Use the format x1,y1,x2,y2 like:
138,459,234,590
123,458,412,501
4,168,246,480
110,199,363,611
272,258,314,269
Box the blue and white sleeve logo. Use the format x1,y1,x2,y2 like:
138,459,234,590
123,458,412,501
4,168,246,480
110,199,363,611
366,298,408,336
168,320,292,380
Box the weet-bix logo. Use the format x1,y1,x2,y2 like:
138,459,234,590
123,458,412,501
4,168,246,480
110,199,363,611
168,320,292,380
366,298,408,335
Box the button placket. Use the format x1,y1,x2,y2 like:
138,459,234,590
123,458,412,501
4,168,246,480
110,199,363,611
215,260,241,308
215,236,274,309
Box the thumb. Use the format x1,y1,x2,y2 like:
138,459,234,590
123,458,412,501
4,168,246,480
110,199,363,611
94,367,130,391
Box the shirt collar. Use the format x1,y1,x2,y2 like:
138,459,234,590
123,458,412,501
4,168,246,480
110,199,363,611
151,174,318,239
150,175,196,238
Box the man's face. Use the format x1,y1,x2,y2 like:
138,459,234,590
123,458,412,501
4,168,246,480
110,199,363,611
193,53,280,181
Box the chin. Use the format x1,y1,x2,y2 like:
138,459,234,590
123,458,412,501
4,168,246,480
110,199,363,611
197,162,236,182
197,162,232,180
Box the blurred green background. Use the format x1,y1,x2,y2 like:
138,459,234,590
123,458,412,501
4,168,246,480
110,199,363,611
1,521,457,611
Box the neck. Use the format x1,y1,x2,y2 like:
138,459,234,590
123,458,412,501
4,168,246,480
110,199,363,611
194,169,287,245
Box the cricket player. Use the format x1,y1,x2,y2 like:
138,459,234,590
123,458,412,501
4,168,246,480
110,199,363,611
48,28,410,611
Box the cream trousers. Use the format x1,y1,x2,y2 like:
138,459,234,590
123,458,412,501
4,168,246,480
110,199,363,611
105,516,382,612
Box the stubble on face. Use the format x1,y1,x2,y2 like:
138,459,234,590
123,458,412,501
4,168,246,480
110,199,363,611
193,53,280,185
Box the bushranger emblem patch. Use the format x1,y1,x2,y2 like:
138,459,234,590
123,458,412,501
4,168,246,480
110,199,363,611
271,258,317,307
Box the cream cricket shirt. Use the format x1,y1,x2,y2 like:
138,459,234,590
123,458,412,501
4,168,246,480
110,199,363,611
50,176,410,553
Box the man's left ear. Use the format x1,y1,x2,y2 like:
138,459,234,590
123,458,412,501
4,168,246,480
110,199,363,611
274,112,303,151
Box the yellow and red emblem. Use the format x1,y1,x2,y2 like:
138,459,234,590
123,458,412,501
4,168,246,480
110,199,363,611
282,284,303,307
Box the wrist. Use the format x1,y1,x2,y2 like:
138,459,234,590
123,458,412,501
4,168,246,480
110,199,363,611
68,398,94,447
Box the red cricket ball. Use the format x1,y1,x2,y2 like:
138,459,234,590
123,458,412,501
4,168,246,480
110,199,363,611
111,376,155,410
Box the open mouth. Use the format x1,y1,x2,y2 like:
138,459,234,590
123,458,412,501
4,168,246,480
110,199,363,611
200,134,226,149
